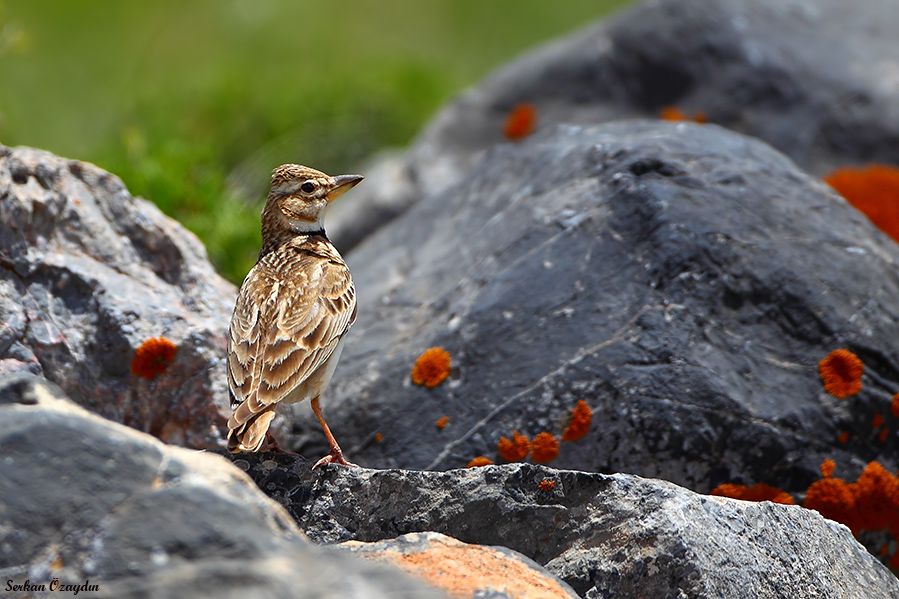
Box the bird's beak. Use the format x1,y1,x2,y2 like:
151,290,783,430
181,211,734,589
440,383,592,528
328,174,364,202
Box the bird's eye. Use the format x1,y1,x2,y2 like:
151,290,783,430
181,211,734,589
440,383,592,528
300,181,317,194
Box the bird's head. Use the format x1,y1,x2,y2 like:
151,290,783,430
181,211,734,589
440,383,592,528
263,164,363,236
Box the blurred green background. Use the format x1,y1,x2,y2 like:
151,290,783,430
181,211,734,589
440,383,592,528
0,0,627,282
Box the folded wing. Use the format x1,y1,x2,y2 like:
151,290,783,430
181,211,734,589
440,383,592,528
227,250,356,445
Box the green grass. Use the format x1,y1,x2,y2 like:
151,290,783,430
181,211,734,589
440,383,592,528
0,0,627,282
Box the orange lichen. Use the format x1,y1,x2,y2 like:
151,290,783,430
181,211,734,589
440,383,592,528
467,456,494,468
852,461,899,533
435,415,450,430
893,394,899,418
503,103,536,140
804,461,899,544
411,347,451,388
660,106,687,121
562,400,593,442
659,106,707,123
722,459,899,567
825,164,899,242
837,431,850,445
530,432,559,464
497,431,530,462
538,478,556,492
880,427,890,444
710,483,795,505
131,336,178,379
363,533,575,597
373,432,384,443
873,413,885,430
818,349,864,398
805,477,857,526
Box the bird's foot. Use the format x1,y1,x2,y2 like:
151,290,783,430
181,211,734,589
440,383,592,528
312,447,357,469
262,431,300,456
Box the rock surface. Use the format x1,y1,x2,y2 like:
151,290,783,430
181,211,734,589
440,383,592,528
0,373,445,599
336,0,899,249
328,150,416,251
308,121,899,497
229,451,899,598
0,145,234,447
340,531,578,599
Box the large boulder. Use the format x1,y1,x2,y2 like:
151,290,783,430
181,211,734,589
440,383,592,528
303,121,899,497
333,0,899,249
0,145,234,447
0,374,444,598
230,452,899,598
327,150,417,251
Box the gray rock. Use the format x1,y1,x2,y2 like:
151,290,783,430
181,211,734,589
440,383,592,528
306,121,899,498
328,150,416,250
0,145,235,447
342,0,899,249
229,452,899,598
339,531,579,598
0,373,445,599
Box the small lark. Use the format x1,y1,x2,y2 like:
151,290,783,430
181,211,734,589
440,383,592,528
226,164,363,467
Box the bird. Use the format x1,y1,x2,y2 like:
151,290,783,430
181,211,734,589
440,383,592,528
226,163,363,468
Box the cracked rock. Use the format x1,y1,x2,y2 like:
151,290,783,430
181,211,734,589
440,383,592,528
298,121,899,501
0,373,445,599
229,451,899,598
0,145,235,447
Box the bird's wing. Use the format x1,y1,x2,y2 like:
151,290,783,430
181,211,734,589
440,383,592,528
227,252,356,430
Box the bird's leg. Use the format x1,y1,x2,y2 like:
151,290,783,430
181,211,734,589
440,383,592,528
310,395,356,468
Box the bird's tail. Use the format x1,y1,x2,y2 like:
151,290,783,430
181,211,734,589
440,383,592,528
227,403,277,453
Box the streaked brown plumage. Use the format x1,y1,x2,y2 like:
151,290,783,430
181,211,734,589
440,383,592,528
226,164,362,467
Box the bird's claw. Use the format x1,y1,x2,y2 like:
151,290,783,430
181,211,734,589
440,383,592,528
312,449,357,469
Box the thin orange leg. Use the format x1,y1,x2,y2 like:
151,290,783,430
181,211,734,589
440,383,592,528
311,396,356,468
